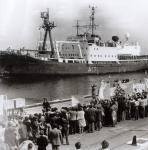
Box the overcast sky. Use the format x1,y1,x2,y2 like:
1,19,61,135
0,0,148,54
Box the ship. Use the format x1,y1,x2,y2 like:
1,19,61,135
0,6,148,77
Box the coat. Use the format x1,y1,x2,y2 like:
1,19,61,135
49,128,62,146
87,107,96,123
4,126,18,147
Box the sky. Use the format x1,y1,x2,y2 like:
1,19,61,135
0,0,148,54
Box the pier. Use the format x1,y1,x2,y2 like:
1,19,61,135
7,94,93,115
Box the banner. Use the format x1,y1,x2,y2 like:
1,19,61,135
13,98,25,108
0,95,7,116
7,98,26,109
133,83,145,93
119,81,133,96
110,87,116,97
144,78,148,91
71,96,80,107
7,100,15,109
98,81,110,99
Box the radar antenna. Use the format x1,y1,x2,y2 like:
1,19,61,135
40,8,56,57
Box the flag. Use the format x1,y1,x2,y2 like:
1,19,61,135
71,96,80,107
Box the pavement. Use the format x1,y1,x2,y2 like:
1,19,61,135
44,117,148,150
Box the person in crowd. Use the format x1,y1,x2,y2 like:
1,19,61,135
69,107,77,134
31,117,39,143
103,100,112,126
4,121,19,150
99,140,110,150
110,101,117,127
37,130,48,150
91,84,97,100
77,106,86,134
0,124,10,150
125,97,131,120
42,98,51,114
95,104,103,130
23,116,33,139
75,141,82,150
49,123,62,150
138,98,145,118
18,119,28,144
19,140,35,150
60,109,69,145
130,98,136,120
87,105,96,133
134,99,139,120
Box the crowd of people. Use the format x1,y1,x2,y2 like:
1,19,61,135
0,80,148,150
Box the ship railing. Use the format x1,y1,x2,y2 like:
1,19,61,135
118,55,148,60
56,41,80,44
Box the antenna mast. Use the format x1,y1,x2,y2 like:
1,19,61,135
73,20,83,36
40,8,56,57
89,6,97,36
76,20,79,36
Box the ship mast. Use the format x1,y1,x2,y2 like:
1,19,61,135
89,6,98,36
73,20,83,36
40,9,56,57
76,20,80,36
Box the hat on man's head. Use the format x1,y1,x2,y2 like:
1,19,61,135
75,142,81,149
101,140,109,149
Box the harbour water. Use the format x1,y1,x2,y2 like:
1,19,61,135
0,72,147,105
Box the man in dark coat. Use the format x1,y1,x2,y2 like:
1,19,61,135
37,130,48,150
60,111,69,145
49,124,62,150
95,105,103,130
87,105,96,133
